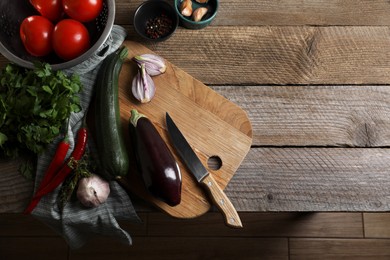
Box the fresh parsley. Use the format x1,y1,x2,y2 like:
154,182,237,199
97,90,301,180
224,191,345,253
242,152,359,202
0,63,82,160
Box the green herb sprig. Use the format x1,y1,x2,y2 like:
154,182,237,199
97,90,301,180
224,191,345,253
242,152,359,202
57,152,94,212
0,63,82,159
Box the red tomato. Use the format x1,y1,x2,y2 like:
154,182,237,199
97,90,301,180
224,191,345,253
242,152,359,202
20,16,54,57
62,0,103,22
52,19,90,61
29,0,64,22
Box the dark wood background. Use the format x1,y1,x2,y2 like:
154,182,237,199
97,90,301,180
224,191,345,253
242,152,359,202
1,0,390,258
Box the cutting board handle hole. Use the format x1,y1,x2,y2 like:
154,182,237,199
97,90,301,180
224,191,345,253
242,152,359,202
207,155,222,171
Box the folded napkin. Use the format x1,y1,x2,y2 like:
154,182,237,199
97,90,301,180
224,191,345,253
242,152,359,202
31,25,140,249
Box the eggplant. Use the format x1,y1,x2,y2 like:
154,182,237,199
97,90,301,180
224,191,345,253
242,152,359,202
129,109,182,206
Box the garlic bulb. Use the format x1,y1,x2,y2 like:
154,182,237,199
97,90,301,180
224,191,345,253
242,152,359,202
77,174,110,208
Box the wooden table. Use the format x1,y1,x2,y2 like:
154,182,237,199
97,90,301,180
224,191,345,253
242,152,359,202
1,0,390,214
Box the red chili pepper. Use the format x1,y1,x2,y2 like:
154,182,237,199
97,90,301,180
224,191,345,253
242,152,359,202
24,135,70,214
32,122,88,199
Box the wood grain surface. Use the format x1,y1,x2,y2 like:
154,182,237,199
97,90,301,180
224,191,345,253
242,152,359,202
116,41,252,219
1,0,390,214
228,148,390,211
2,212,390,259
133,26,390,85
0,159,31,213
213,85,390,147
2,0,390,257
115,0,390,26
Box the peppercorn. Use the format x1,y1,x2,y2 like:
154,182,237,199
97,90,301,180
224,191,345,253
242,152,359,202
145,13,173,39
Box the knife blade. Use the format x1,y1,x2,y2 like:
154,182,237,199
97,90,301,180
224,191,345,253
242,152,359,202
166,113,243,228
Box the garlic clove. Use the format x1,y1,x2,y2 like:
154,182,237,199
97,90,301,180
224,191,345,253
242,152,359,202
132,64,156,103
77,174,110,208
133,54,166,76
192,7,209,22
180,0,193,17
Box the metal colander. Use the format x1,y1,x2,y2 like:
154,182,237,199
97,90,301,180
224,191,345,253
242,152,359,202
0,0,115,70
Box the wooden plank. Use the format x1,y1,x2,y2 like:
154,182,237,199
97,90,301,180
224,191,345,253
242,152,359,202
0,214,59,237
0,213,149,237
3,84,390,150
226,148,390,212
115,0,390,26
2,147,390,213
2,26,390,85
214,0,390,26
364,213,390,238
133,26,390,85
0,237,68,260
213,85,390,147
147,212,363,238
69,237,288,260
290,238,390,260
72,24,390,86
0,159,32,213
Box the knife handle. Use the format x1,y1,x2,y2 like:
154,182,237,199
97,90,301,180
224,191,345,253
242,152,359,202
200,174,243,228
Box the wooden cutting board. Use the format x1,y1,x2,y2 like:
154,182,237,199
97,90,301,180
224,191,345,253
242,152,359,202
117,41,252,219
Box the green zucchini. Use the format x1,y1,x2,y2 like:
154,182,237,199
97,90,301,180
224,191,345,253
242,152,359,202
94,46,129,180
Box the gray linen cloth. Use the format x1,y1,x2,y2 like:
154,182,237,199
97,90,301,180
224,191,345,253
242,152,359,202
31,25,140,249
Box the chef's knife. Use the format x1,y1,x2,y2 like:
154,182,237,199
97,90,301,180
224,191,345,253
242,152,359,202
166,113,243,228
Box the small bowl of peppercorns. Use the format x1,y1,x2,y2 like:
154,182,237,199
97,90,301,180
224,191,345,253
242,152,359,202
133,0,179,42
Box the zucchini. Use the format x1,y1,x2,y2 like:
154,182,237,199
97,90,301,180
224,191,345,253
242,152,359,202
94,46,129,180
129,109,182,206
